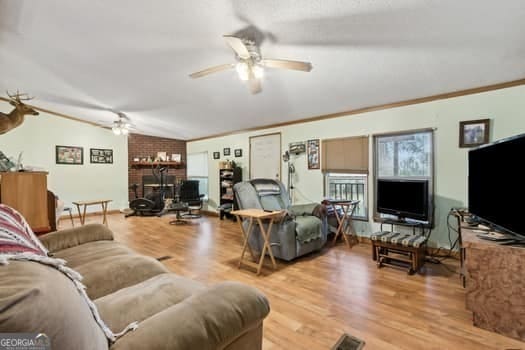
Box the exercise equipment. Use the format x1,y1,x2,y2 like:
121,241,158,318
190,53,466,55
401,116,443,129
126,165,171,217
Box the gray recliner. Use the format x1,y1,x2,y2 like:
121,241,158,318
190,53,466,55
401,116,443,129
233,179,328,261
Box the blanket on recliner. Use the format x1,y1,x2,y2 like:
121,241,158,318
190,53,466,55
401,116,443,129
294,216,323,244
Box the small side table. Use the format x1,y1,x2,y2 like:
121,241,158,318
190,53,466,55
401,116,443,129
72,199,112,226
325,199,360,248
231,209,284,275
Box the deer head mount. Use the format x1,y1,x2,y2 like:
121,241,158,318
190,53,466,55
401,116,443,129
0,90,39,135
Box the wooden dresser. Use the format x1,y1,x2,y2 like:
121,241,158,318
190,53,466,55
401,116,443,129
0,171,51,233
463,226,525,341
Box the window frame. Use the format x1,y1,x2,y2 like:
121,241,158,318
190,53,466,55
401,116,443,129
372,128,435,226
187,152,209,201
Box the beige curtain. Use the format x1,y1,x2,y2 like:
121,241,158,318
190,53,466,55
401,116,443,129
322,136,369,173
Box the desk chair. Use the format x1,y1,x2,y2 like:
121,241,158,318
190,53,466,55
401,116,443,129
179,180,204,218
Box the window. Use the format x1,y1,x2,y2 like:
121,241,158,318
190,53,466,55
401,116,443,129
187,152,208,200
325,173,368,219
374,130,434,222
322,135,370,220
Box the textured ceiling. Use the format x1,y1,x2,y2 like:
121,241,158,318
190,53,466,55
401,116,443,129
0,0,524,139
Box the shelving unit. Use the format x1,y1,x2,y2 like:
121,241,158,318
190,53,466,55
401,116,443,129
219,167,242,220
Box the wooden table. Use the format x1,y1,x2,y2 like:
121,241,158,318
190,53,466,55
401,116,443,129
231,209,284,275
325,199,360,248
72,199,112,226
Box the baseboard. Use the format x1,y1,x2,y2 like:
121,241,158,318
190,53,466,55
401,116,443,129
200,210,219,217
60,209,120,220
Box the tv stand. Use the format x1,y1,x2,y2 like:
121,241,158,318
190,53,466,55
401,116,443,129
462,225,525,341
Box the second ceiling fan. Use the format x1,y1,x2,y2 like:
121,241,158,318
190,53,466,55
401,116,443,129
189,35,313,94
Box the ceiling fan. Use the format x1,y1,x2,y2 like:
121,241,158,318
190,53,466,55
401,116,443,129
189,35,313,94
33,93,137,135
98,111,135,135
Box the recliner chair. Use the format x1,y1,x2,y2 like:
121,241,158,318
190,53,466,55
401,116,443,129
233,179,327,261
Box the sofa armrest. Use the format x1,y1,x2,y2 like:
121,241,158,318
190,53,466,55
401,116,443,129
39,223,114,253
110,282,270,350
290,203,326,218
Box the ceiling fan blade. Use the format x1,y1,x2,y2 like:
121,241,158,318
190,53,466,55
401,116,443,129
261,59,313,72
189,63,234,79
223,35,251,59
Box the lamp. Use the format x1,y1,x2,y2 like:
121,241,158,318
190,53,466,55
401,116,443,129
112,122,130,135
252,65,264,79
236,62,264,81
235,62,250,81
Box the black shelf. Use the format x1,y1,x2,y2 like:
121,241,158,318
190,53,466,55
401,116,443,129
219,167,242,220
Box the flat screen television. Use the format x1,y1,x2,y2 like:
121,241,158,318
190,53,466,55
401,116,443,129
468,133,525,237
377,179,429,222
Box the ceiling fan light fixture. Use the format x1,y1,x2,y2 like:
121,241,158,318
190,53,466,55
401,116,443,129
235,62,250,81
112,126,122,135
252,65,264,79
121,128,129,135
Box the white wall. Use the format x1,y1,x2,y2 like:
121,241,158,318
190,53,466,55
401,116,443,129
0,103,128,213
188,85,525,248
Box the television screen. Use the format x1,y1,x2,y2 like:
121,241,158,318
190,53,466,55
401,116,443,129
468,133,525,236
377,179,429,221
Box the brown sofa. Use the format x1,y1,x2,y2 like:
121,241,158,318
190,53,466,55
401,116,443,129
0,224,270,349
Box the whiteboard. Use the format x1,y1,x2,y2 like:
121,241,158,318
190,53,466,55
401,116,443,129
250,133,281,180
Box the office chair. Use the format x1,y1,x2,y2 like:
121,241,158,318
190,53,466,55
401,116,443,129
179,180,204,218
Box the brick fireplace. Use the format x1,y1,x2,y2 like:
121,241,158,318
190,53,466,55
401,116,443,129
127,134,186,201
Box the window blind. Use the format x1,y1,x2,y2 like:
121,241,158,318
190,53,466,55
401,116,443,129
187,152,208,177
322,136,369,173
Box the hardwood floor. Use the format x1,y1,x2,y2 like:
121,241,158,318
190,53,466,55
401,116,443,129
59,214,525,350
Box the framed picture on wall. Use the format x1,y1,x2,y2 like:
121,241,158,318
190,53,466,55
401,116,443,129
234,149,242,157
90,148,113,164
307,139,320,169
56,145,83,165
171,154,182,162
459,119,490,148
223,147,231,156
213,151,220,159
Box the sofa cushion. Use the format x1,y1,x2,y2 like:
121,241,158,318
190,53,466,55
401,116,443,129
96,273,205,331
53,240,135,268
74,254,169,299
110,282,270,350
0,261,108,350
39,224,114,253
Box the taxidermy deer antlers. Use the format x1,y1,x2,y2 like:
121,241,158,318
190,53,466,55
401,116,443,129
0,90,39,135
